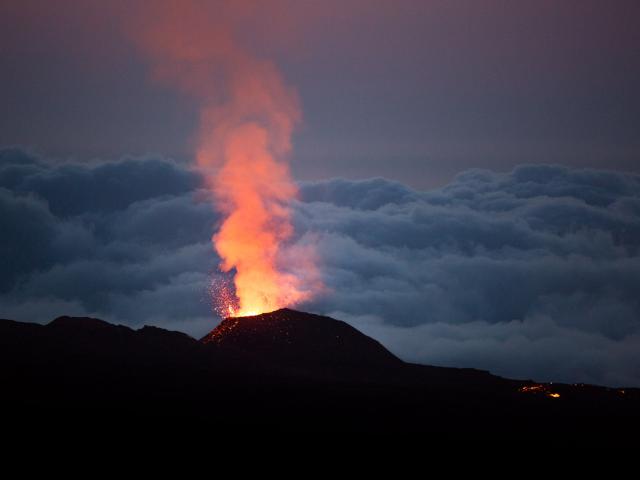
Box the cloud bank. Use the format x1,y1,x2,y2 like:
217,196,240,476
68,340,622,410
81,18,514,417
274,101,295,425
2,147,639,386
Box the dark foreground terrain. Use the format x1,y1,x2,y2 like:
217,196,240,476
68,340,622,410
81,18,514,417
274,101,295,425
1,308,638,441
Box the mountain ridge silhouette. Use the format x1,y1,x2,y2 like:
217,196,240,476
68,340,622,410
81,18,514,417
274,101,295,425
1,308,638,440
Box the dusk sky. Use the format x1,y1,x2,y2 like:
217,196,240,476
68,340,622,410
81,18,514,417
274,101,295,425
1,1,640,387
3,0,639,186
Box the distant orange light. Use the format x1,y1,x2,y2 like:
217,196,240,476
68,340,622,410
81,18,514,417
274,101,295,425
519,384,545,393
519,383,561,399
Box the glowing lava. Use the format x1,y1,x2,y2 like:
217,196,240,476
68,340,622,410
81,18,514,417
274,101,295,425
228,306,259,318
519,384,561,399
132,1,320,318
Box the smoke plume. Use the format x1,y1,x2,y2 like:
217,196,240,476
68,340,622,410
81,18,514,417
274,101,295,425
129,0,318,316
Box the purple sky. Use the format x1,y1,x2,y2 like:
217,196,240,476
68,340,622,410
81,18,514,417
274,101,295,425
1,0,638,187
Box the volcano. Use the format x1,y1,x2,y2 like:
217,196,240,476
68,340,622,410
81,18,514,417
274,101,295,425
1,309,639,440
202,308,402,371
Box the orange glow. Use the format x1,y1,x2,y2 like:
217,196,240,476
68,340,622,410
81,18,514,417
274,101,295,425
519,384,545,393
519,384,561,399
130,1,321,317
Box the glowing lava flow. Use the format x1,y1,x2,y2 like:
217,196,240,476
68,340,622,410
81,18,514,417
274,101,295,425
519,384,561,399
132,1,320,318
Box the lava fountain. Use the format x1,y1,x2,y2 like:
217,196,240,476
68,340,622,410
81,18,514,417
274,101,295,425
130,1,320,317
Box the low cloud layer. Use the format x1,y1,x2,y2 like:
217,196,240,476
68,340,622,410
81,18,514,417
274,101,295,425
299,171,640,387
0,148,217,335
2,148,639,386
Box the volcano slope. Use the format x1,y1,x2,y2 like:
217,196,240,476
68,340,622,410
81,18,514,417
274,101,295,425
1,308,638,440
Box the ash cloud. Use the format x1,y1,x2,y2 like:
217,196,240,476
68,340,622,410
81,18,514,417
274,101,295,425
2,147,640,386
